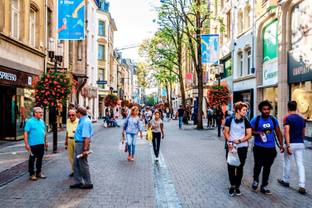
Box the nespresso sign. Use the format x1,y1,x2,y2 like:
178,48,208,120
0,67,37,88
0,71,17,81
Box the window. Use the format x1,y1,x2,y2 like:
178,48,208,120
244,5,251,30
98,44,105,60
226,11,231,38
29,9,36,46
47,8,53,41
238,10,243,34
98,68,105,89
238,52,243,77
77,40,82,61
11,0,20,39
247,49,251,74
98,21,105,36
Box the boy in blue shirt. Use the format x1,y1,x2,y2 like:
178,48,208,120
250,100,284,194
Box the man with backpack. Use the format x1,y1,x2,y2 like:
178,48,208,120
250,100,284,195
224,102,252,196
278,101,306,194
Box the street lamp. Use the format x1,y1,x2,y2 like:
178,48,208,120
215,64,224,86
48,38,64,153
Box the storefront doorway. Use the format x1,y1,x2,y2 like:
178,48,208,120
0,86,16,140
234,89,254,119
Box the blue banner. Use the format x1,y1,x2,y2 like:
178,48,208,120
58,0,85,40
201,34,219,64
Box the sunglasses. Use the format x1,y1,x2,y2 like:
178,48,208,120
69,114,75,116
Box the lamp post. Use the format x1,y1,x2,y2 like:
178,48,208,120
48,38,64,153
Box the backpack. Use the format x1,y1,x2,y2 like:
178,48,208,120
253,115,280,148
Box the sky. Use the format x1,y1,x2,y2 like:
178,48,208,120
109,0,160,62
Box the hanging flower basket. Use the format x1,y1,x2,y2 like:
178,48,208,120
35,70,73,108
121,100,130,107
104,94,119,107
207,85,231,108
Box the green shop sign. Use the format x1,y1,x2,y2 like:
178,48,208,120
263,20,278,63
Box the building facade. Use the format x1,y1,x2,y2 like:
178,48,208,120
0,0,46,140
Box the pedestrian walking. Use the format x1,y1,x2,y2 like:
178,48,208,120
65,109,79,177
216,106,224,137
178,105,184,129
122,106,143,161
207,107,213,128
70,106,94,189
149,111,164,162
250,100,284,194
224,102,252,196
24,107,48,181
277,101,306,194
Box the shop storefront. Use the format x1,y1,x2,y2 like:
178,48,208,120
288,1,312,139
0,66,38,140
233,89,254,119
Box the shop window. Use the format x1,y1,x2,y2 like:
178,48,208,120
98,68,106,89
11,0,20,39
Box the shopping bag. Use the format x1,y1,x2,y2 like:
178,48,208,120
146,128,153,141
227,151,240,167
119,140,126,152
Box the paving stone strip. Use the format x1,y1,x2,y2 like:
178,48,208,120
152,148,182,208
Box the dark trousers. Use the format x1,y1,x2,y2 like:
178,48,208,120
28,144,45,176
226,147,248,188
152,132,161,158
253,145,277,187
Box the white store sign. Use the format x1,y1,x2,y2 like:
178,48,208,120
263,58,278,86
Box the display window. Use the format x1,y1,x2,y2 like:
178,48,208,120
263,87,278,117
291,82,312,121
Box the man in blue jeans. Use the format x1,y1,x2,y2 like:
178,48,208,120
177,105,184,129
24,107,48,181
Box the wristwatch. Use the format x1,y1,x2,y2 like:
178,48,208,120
238,139,242,144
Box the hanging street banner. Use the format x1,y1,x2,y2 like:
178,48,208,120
201,34,219,65
58,0,85,40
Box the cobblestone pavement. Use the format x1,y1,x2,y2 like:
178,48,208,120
0,120,311,207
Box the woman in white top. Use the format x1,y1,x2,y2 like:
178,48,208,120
148,111,164,162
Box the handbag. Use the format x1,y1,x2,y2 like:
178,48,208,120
146,128,153,141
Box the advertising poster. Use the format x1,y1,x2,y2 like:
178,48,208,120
201,34,219,65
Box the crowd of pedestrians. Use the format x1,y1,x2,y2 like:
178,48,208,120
23,100,309,196
224,100,307,196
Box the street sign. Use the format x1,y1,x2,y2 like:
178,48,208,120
97,80,107,85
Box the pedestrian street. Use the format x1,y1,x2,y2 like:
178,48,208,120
0,120,311,208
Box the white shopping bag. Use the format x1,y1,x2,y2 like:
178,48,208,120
227,151,241,167
119,140,126,152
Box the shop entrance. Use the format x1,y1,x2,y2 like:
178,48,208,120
0,86,16,140
234,89,254,120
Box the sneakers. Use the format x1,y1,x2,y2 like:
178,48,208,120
260,186,272,195
29,175,37,181
277,179,289,187
36,173,47,179
252,181,258,191
80,184,94,189
127,156,132,161
155,157,159,162
298,187,306,195
229,186,235,197
235,188,242,196
69,183,83,189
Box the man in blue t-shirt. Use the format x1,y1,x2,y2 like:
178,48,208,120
24,107,48,181
278,101,306,194
250,100,284,195
70,106,94,189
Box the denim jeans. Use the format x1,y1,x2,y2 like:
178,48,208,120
282,143,305,188
29,144,45,176
126,133,137,157
178,116,183,129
